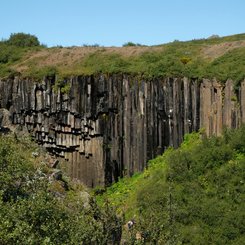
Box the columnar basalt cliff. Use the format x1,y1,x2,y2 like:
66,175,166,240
0,75,244,187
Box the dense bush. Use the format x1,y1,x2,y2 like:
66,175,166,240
122,42,143,47
0,43,26,65
0,135,122,244
1,126,245,244
0,33,43,78
99,127,245,244
135,128,245,244
7,33,40,47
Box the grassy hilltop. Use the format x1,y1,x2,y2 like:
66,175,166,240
0,33,245,84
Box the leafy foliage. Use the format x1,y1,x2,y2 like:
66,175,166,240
99,128,245,244
0,134,122,244
81,51,130,75
0,33,44,78
0,126,245,244
122,42,143,47
7,33,40,47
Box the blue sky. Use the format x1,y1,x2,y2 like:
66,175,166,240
1,0,244,47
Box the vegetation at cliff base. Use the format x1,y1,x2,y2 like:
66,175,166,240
97,126,245,244
0,126,244,244
0,135,121,244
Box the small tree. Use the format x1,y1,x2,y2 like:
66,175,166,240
123,42,137,47
7,33,40,47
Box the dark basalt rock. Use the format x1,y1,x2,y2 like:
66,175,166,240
0,75,244,187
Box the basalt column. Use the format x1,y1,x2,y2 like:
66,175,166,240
0,76,244,187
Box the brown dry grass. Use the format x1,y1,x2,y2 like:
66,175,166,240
202,40,245,60
14,45,163,73
12,37,245,76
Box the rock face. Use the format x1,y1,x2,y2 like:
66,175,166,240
0,75,244,187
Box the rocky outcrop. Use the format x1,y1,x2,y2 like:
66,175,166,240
0,75,244,187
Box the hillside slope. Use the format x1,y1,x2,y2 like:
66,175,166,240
0,33,245,84
97,126,245,244
0,124,244,244
0,134,122,244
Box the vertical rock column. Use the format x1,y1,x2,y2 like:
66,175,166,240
240,80,245,123
200,78,243,136
1,76,245,187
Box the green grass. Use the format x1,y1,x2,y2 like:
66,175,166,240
0,42,44,78
81,51,130,75
0,33,245,84
78,41,245,84
206,47,245,83
65,33,245,83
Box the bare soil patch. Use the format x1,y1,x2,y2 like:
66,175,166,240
202,40,245,60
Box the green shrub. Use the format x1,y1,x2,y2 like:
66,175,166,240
123,42,137,47
7,33,40,47
0,43,25,64
180,56,192,65
99,127,245,244
0,134,122,244
0,34,43,78
24,66,57,81
0,32,245,82
206,47,245,83
134,127,245,244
